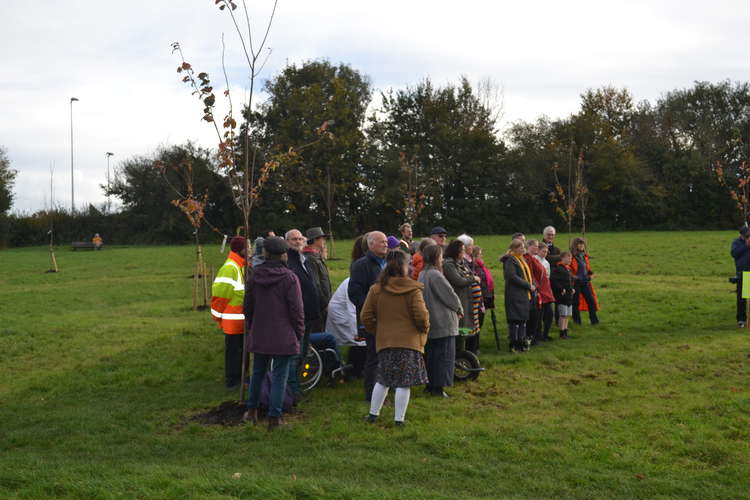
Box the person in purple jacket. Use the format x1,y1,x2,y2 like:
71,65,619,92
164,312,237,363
242,236,305,431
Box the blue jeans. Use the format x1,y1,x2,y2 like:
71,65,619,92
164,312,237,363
309,332,341,363
246,353,292,417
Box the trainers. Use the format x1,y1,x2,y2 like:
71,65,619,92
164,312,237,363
365,413,378,424
739,321,746,328
394,420,405,427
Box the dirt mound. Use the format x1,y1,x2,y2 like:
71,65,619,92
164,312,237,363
190,400,247,426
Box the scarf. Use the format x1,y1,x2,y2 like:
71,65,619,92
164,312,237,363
513,254,533,300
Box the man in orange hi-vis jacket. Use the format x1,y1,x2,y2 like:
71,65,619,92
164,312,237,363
211,236,248,388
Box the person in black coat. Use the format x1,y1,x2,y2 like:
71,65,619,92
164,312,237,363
731,226,750,327
284,229,321,398
500,238,535,352
550,251,575,339
348,231,388,401
542,226,562,266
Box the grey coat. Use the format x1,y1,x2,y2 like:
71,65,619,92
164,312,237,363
502,254,532,322
443,257,475,330
419,265,463,339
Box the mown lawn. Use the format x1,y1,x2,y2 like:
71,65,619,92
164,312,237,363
1,232,749,499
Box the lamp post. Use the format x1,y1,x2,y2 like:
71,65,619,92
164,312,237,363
70,97,79,214
105,152,114,213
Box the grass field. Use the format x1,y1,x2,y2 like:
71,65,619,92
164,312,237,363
1,232,750,499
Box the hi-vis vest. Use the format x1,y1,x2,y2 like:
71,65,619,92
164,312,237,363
211,251,246,335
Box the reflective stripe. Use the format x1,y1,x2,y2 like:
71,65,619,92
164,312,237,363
213,276,244,291
211,309,244,320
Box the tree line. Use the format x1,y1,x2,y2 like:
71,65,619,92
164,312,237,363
3,60,750,247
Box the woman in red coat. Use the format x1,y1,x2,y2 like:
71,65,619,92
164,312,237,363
569,237,600,325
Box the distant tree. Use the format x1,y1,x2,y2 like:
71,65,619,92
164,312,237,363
107,143,238,243
0,146,17,215
252,60,371,238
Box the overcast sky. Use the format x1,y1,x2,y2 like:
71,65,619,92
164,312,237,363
3,0,749,213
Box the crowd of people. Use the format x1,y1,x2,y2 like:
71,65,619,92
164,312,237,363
209,224,601,430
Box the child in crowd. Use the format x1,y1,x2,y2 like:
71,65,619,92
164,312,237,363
550,251,574,339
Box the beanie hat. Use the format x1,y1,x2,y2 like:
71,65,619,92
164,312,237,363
387,235,400,249
229,236,246,253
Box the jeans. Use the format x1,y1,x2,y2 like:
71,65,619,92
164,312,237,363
246,353,291,417
309,332,341,364
572,281,599,325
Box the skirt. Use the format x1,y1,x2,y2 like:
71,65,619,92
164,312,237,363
376,348,428,388
425,335,455,388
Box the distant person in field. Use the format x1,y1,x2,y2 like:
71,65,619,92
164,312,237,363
411,227,447,279
211,236,247,388
570,237,600,325
242,237,304,431
361,249,429,425
285,229,322,399
535,243,555,341
348,231,389,401
92,233,103,249
456,234,483,353
501,239,535,352
550,251,575,339
410,237,436,280
419,244,462,397
443,239,481,344
541,226,561,266
471,245,495,326
524,240,547,345
398,223,417,255
303,227,332,320
731,226,750,327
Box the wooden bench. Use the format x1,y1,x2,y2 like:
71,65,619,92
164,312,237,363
71,241,103,250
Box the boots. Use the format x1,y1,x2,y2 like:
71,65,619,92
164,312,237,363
508,323,520,353
519,323,529,352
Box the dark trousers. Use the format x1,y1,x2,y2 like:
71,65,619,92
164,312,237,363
466,313,482,353
224,334,244,388
541,303,553,338
737,275,747,322
363,333,378,401
528,305,541,342
425,335,456,390
572,281,599,325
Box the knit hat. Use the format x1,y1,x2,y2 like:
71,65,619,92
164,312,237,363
230,236,246,253
387,235,400,249
263,236,288,255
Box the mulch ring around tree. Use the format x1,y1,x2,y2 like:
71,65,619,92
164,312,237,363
189,400,247,426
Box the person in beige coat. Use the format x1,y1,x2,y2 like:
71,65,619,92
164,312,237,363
361,250,429,426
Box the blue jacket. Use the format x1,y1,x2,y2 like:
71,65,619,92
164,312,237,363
348,251,385,322
731,237,750,274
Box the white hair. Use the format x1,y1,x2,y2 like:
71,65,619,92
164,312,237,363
456,233,474,247
543,226,556,235
284,229,301,241
366,231,386,246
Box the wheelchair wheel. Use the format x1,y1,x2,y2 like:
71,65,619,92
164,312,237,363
454,350,481,381
299,346,323,392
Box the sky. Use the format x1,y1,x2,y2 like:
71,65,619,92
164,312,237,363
2,0,750,213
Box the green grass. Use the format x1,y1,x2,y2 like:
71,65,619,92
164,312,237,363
1,232,749,499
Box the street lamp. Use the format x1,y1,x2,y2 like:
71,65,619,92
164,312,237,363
105,152,114,213
70,97,79,214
